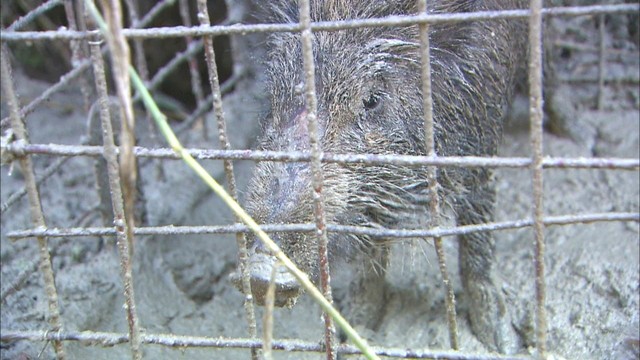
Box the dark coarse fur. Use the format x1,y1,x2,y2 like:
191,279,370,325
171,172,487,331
240,0,527,353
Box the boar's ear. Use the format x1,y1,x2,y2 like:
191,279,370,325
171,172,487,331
258,0,299,24
366,39,418,54
430,0,476,13
362,0,417,17
363,39,420,69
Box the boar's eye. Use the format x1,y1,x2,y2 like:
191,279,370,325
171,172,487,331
363,92,382,111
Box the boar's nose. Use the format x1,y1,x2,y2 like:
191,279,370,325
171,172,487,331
277,106,326,152
230,236,302,308
264,162,312,224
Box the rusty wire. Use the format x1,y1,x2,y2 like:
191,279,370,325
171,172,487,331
7,212,639,242
195,1,258,359
6,0,64,31
63,0,92,113
597,13,607,110
2,4,638,42
418,0,459,351
123,0,162,172
179,0,208,138
87,26,142,360
0,329,531,360
1,1,639,360
527,0,548,357
3,141,639,169
1,45,66,359
298,0,337,358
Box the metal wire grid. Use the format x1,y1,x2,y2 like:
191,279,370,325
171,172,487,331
0,1,639,360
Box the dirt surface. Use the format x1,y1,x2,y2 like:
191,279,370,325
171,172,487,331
1,5,639,360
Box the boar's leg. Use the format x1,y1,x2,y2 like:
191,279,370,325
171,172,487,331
456,172,518,353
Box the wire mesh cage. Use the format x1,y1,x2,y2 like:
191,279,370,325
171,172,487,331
1,1,639,359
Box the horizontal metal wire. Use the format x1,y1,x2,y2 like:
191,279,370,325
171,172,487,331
7,212,638,240
1,4,638,42
0,330,529,360
3,142,638,170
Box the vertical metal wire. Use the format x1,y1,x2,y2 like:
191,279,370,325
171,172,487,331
63,0,92,113
179,0,208,139
527,0,548,358
298,0,336,358
123,0,149,82
123,0,164,182
88,35,143,360
0,44,66,360
417,0,459,351
597,14,606,110
195,2,258,359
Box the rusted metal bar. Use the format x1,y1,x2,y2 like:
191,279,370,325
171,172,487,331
418,0,459,351
6,0,63,31
298,0,336,358
179,0,208,139
7,212,639,241
1,44,66,360
4,142,639,169
196,1,258,359
527,0,548,358
63,0,92,113
88,31,142,360
0,329,531,359
597,14,606,110
124,0,149,82
2,4,638,42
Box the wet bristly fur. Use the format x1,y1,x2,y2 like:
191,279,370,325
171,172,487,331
244,0,527,352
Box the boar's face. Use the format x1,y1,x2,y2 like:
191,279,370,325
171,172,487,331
235,0,515,306
238,7,435,306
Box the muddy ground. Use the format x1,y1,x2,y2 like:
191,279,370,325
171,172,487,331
1,4,639,360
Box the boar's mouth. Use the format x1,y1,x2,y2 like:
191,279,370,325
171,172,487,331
229,252,301,308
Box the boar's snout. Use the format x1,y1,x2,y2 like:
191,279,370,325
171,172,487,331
230,240,302,308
